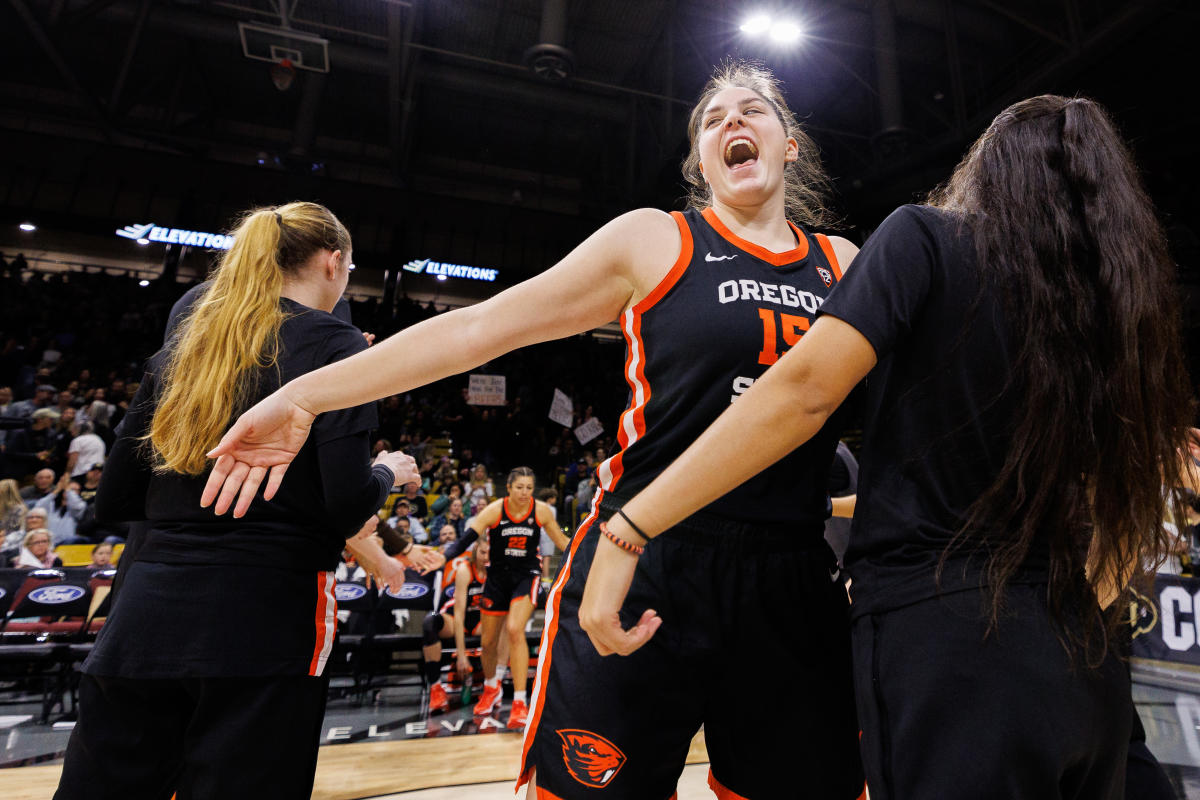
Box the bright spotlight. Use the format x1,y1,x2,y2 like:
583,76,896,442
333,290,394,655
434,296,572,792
740,14,771,34
136,238,150,245
349,263,356,271
769,21,803,43
138,279,150,287
19,222,36,232
436,274,447,281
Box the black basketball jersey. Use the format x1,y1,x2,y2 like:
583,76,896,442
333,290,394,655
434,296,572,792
488,498,540,571
439,556,486,615
597,208,845,527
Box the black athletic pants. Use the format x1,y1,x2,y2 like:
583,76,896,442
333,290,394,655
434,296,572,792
852,583,1130,800
55,672,330,800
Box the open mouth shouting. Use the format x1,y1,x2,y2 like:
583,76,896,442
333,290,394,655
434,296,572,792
724,136,759,171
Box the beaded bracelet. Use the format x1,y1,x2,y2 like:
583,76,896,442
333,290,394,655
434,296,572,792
599,521,645,556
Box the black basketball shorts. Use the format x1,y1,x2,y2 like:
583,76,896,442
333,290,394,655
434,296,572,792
481,563,541,616
519,490,864,799
852,583,1131,799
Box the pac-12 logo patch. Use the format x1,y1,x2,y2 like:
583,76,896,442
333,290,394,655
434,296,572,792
816,266,833,287
557,729,626,788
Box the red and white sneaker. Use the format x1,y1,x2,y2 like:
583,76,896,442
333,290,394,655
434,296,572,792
507,699,529,730
428,682,449,714
473,683,502,716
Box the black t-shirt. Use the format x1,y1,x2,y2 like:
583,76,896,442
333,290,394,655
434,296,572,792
96,298,391,572
818,205,1048,616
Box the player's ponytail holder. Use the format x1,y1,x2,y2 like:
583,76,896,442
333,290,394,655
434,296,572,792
615,508,651,544
599,521,645,556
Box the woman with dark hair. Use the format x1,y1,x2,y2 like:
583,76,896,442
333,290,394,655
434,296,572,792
53,202,423,800
201,61,865,798
581,95,1194,798
438,466,566,729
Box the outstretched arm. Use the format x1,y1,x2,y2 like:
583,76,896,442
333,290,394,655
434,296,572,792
203,209,681,516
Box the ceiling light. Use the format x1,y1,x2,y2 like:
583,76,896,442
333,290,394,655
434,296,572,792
19,222,36,232
136,238,150,245
138,279,150,287
740,14,771,35
436,274,447,281
769,21,803,43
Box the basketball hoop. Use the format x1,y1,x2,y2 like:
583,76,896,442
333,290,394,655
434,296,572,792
270,58,296,91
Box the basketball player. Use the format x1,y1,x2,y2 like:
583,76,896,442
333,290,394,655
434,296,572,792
440,467,567,729
422,536,506,713
54,203,419,800
203,61,865,798
587,96,1193,799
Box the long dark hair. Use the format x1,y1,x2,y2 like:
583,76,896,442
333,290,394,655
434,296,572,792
929,95,1193,650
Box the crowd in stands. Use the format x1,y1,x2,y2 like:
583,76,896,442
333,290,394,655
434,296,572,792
0,259,628,570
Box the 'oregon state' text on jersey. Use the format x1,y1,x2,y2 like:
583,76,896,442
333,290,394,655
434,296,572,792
489,499,540,571
597,208,845,527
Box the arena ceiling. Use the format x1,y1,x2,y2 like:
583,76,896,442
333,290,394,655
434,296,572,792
0,0,1194,286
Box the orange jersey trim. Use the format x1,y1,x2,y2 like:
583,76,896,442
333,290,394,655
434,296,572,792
701,207,810,265
518,488,605,792
481,609,508,617
308,572,337,676
815,232,842,281
504,497,536,525
597,213,692,493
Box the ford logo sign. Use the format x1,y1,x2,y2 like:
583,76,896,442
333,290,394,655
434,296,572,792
443,585,456,599
29,585,87,605
334,584,368,601
385,583,429,600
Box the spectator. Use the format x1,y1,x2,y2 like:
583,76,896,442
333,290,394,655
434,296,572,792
55,389,76,416
0,384,13,449
20,467,56,507
5,408,59,479
436,523,458,553
66,421,106,479
463,463,494,512
90,541,115,569
32,470,86,545
8,383,55,418
431,496,468,542
389,498,428,544
15,528,60,569
401,481,428,521
0,477,26,563
0,477,26,534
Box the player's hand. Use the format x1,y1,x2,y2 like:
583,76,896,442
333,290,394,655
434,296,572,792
373,450,420,488
201,386,317,517
456,652,472,677
403,544,445,574
578,525,659,657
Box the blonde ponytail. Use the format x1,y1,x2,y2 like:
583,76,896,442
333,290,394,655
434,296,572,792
149,202,351,474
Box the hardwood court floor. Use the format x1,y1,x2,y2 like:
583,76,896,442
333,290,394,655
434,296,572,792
0,729,708,799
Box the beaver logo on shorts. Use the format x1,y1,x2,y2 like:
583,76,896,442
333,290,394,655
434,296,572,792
557,729,626,788
817,266,833,287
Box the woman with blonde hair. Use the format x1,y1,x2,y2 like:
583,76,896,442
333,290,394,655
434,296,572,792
0,478,27,556
203,60,864,798
15,528,59,569
54,202,423,800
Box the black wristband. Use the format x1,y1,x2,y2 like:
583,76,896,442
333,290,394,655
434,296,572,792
616,508,651,544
